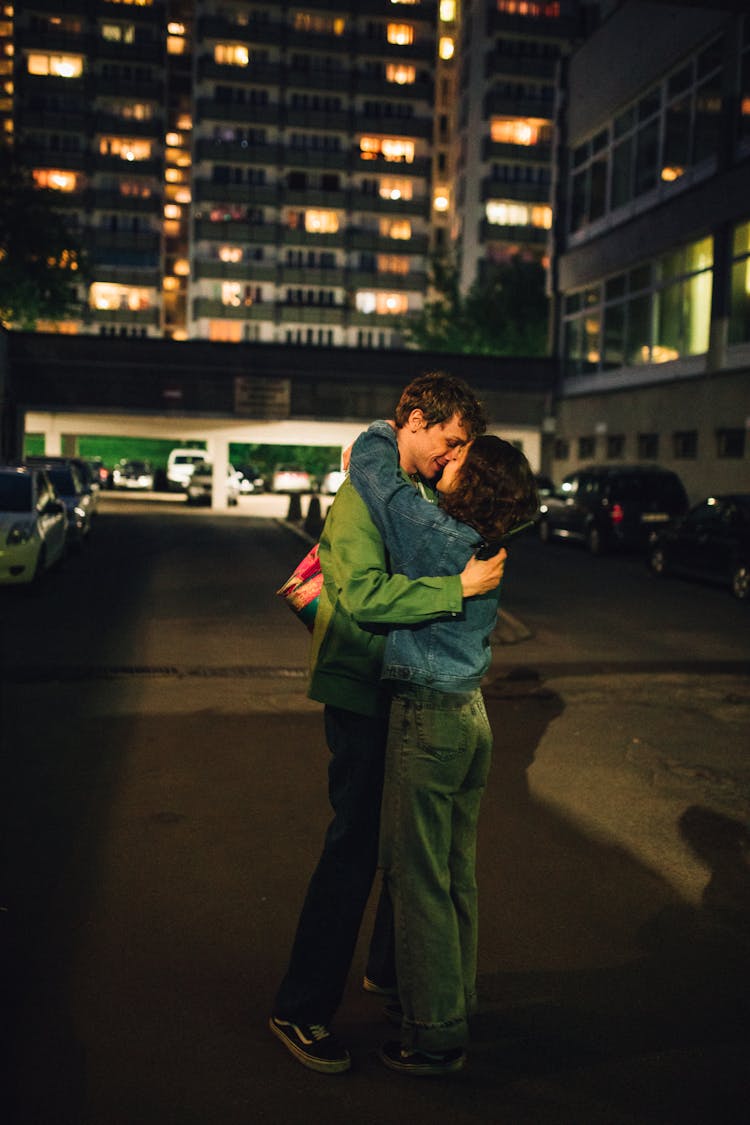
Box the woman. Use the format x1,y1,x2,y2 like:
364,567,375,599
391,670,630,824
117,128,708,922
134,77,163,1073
348,420,538,1076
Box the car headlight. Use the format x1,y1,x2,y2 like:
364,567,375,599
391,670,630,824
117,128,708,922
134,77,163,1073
7,520,34,546
74,505,86,519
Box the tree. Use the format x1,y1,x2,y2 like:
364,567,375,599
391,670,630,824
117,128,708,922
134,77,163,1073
0,149,88,330
402,254,550,356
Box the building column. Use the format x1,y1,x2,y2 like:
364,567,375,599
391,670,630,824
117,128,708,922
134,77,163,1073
206,435,229,509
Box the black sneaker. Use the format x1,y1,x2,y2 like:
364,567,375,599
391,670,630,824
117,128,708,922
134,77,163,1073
378,1040,466,1076
362,975,398,997
269,1016,351,1074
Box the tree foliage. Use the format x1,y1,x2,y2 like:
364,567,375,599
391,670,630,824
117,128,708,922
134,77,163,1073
402,255,550,356
0,149,88,330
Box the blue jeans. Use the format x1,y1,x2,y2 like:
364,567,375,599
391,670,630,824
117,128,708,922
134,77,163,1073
273,704,395,1025
381,684,492,1053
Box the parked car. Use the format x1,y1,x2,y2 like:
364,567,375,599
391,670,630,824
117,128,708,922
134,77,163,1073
534,473,555,500
538,465,689,554
25,457,94,544
319,464,346,495
166,448,208,491
27,454,100,515
86,457,110,489
0,464,67,585
186,461,240,506
112,458,155,490
271,464,312,493
236,463,265,494
648,494,750,601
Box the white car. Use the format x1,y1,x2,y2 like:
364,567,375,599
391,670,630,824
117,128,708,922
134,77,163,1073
166,448,208,491
0,465,67,585
186,461,240,506
319,465,346,495
112,459,154,490
271,464,312,493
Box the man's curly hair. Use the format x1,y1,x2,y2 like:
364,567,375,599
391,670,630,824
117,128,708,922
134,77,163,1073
394,371,486,440
440,435,539,541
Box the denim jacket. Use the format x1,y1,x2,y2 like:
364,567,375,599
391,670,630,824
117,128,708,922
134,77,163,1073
349,421,501,694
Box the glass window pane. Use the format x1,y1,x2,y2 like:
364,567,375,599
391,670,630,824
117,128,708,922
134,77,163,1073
634,119,659,195
614,105,636,138
584,313,601,368
570,168,588,230
611,137,633,208
685,236,713,272
654,281,683,361
605,275,626,301
663,96,691,179
603,302,625,368
740,55,750,145
625,293,652,364
589,156,607,220
629,264,652,291
729,257,750,340
733,220,750,258
684,269,712,354
668,64,693,98
638,88,661,122
563,318,584,375
697,36,723,78
694,76,722,162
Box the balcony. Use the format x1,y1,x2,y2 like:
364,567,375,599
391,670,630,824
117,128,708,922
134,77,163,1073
348,270,427,290
194,220,275,242
481,179,551,204
193,261,278,283
479,220,549,246
485,54,558,82
280,147,351,171
92,153,163,177
284,67,353,93
349,194,430,219
88,190,161,214
278,266,346,287
355,112,433,140
281,187,348,209
17,109,88,132
482,137,552,164
193,181,279,207
484,90,555,120
95,37,163,64
352,153,432,179
91,230,162,254
15,142,89,172
90,76,165,100
353,75,433,102
93,112,164,138
87,306,161,327
192,298,270,320
195,138,282,166
277,304,346,325
280,227,346,248
488,10,579,41
198,15,283,47
196,98,282,125
347,231,429,254
197,58,282,86
283,106,351,131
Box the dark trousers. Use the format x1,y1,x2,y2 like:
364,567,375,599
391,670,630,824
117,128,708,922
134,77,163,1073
273,704,396,1025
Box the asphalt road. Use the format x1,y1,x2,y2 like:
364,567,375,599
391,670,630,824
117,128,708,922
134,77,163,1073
1,496,749,1125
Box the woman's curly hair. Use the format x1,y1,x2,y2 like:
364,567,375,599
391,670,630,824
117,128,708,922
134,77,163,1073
440,435,539,541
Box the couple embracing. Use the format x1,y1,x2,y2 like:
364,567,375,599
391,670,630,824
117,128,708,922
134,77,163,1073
270,371,538,1077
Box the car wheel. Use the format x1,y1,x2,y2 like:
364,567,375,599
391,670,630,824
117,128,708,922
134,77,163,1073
538,518,551,544
586,525,605,555
649,545,668,577
730,563,749,601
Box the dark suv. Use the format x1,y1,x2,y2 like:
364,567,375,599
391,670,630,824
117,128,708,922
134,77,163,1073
538,465,689,554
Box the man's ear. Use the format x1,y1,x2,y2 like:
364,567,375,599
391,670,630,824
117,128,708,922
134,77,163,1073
408,408,424,433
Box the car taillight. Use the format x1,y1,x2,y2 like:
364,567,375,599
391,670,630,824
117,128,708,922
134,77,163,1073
610,503,624,525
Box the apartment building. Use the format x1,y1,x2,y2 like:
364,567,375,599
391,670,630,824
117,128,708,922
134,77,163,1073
453,0,581,292
7,0,452,348
549,1,750,500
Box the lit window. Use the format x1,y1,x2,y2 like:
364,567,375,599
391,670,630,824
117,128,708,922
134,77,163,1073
219,245,243,263
438,37,454,60
433,188,450,212
356,290,409,314
27,53,83,78
32,169,79,191
293,13,345,35
165,132,183,147
379,177,412,200
360,136,415,163
173,259,190,276
90,283,152,311
377,254,410,274
163,221,180,237
661,165,684,182
164,204,181,219
174,188,191,203
440,0,456,19
177,114,192,131
214,44,249,66
486,200,552,228
222,282,242,307
101,23,135,43
387,24,415,46
380,218,412,240
386,63,415,84
209,321,242,342
163,276,179,291
120,102,153,120
165,167,183,182
490,117,551,146
167,22,186,35
495,1,561,15
120,180,151,198
99,136,152,160
168,36,187,55
305,209,340,233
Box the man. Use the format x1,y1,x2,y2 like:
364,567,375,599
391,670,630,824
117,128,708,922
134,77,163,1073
269,373,505,1074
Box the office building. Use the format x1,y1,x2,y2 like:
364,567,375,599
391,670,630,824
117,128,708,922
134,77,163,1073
550,0,750,499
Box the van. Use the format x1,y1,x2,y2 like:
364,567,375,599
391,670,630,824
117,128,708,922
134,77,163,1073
538,465,689,554
166,448,208,491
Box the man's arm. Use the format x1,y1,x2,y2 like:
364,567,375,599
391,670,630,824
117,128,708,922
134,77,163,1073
347,421,505,599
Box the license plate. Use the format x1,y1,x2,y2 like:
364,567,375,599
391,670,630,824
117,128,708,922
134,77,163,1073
641,512,668,523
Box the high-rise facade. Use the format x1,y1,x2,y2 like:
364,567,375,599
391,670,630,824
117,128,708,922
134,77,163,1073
8,0,452,347
453,0,580,291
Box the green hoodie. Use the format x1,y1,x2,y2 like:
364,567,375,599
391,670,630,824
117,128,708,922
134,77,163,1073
308,476,463,716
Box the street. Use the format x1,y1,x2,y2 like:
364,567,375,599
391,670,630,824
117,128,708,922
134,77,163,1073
1,495,749,1125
